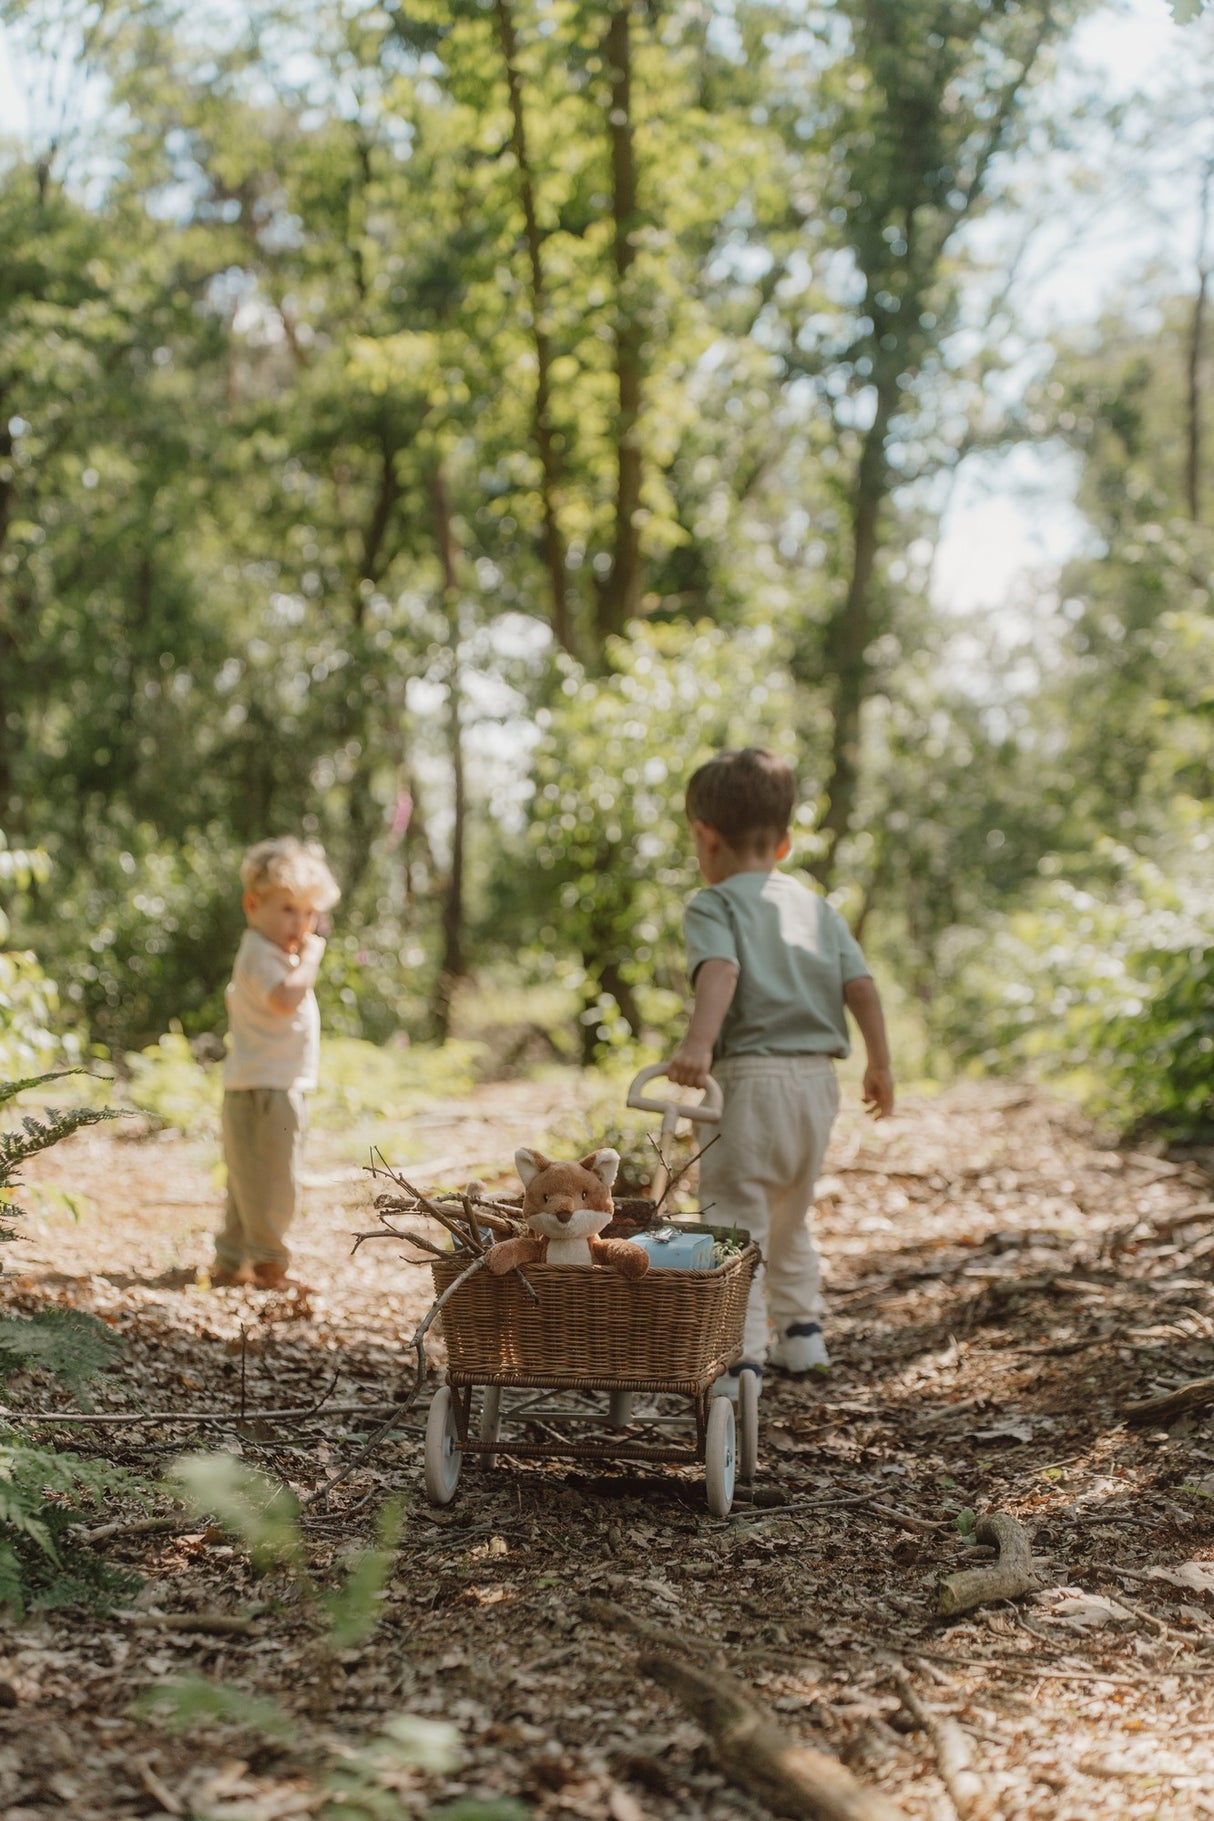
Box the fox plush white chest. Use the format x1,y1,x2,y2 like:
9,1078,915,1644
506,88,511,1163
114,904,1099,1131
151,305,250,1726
484,1147,650,1279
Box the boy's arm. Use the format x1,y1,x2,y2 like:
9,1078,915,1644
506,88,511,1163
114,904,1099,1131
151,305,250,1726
668,959,739,1087
843,975,894,1118
268,933,326,1015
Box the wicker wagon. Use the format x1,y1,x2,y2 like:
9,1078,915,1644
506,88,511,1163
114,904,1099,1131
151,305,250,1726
423,1235,761,1516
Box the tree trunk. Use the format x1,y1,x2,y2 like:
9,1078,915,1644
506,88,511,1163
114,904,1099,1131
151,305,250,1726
595,2,644,646
430,465,467,1042
816,378,896,884
0,403,17,829
1186,160,1212,524
493,0,577,657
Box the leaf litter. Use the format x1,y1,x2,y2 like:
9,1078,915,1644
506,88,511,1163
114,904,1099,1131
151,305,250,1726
3,1079,1214,1817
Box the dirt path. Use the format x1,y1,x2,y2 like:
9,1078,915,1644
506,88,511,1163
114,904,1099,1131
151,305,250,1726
5,1079,1214,1820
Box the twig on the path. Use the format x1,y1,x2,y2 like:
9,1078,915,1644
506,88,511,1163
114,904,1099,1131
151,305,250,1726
3,1399,401,1427
135,1758,185,1817
115,1609,257,1637
72,1514,194,1545
937,1514,1039,1619
239,1324,247,1423
1074,1569,1197,1642
729,1492,883,1524
892,1671,996,1821
1125,1375,1214,1424
639,1650,909,1821
911,1650,1159,1689
579,1596,726,1661
861,1501,951,1538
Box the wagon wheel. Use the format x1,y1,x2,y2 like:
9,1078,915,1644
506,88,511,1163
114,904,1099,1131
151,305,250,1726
478,1385,502,1468
736,1367,759,1484
704,1395,736,1516
424,1386,462,1505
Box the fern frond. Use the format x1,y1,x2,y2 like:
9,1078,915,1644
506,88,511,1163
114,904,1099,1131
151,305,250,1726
0,1105,119,1175
0,1541,25,1616
0,1309,124,1405
0,1072,86,1109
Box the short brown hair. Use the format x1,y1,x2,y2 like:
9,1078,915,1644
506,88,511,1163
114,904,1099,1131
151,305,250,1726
685,748,796,848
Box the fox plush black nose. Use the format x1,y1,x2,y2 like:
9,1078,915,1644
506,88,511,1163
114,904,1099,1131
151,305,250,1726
555,1206,573,1224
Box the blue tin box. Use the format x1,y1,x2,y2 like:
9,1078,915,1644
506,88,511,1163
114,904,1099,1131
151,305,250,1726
632,1226,716,1270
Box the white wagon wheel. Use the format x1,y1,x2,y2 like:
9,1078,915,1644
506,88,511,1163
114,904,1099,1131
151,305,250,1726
704,1394,736,1517
736,1367,759,1484
478,1385,502,1468
424,1385,462,1505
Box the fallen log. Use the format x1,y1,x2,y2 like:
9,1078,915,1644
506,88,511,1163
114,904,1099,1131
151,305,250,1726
937,1513,1038,1619
639,1650,908,1821
1125,1375,1214,1424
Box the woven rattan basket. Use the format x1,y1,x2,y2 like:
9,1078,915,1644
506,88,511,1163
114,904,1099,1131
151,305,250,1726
431,1243,759,1391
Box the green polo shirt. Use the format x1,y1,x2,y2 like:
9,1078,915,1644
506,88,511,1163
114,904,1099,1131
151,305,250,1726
684,870,870,1060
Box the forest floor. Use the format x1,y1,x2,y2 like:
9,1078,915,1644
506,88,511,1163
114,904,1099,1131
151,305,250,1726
5,1073,1214,1820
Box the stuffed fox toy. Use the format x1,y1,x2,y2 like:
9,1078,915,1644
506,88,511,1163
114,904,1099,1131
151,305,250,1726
484,1147,650,1278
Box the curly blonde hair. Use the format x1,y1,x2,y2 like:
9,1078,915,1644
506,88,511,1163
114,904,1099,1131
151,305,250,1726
239,838,341,911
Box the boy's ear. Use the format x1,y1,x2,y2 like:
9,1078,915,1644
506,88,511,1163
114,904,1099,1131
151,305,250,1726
242,889,260,918
691,818,722,852
775,833,791,860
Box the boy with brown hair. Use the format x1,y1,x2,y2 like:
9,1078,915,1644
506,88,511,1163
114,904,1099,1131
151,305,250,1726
210,837,341,1289
668,748,893,1390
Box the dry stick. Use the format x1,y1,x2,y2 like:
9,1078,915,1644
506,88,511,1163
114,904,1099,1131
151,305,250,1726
1125,1375,1214,1424
135,1758,185,1819
8,1384,387,1428
115,1610,257,1637
351,1222,450,1261
306,1247,496,1510
362,1170,539,1304
937,1514,1040,1619
639,1651,908,1821
652,1131,721,1216
72,1513,193,1545
892,1672,996,1821
579,1595,725,1661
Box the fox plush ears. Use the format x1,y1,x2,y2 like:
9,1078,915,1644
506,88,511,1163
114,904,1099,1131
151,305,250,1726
514,1147,620,1191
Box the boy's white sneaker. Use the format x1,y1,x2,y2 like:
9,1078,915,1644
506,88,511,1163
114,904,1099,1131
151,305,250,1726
711,1361,763,1400
767,1322,830,1376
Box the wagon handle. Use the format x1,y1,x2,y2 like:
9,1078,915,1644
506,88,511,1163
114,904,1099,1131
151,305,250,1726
627,1066,723,1203
626,1065,723,1124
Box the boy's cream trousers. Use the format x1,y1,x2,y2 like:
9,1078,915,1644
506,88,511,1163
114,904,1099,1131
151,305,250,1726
217,1087,308,1271
697,1054,839,1363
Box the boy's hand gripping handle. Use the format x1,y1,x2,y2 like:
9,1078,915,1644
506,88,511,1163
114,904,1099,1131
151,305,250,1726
625,1065,723,1201
626,1064,723,1123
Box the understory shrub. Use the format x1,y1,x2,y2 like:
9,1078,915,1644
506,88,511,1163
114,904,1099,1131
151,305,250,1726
0,1072,147,1614
934,842,1214,1137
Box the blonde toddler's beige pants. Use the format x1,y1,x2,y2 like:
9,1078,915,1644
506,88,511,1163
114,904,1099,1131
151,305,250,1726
217,1087,307,1272
697,1054,839,1363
